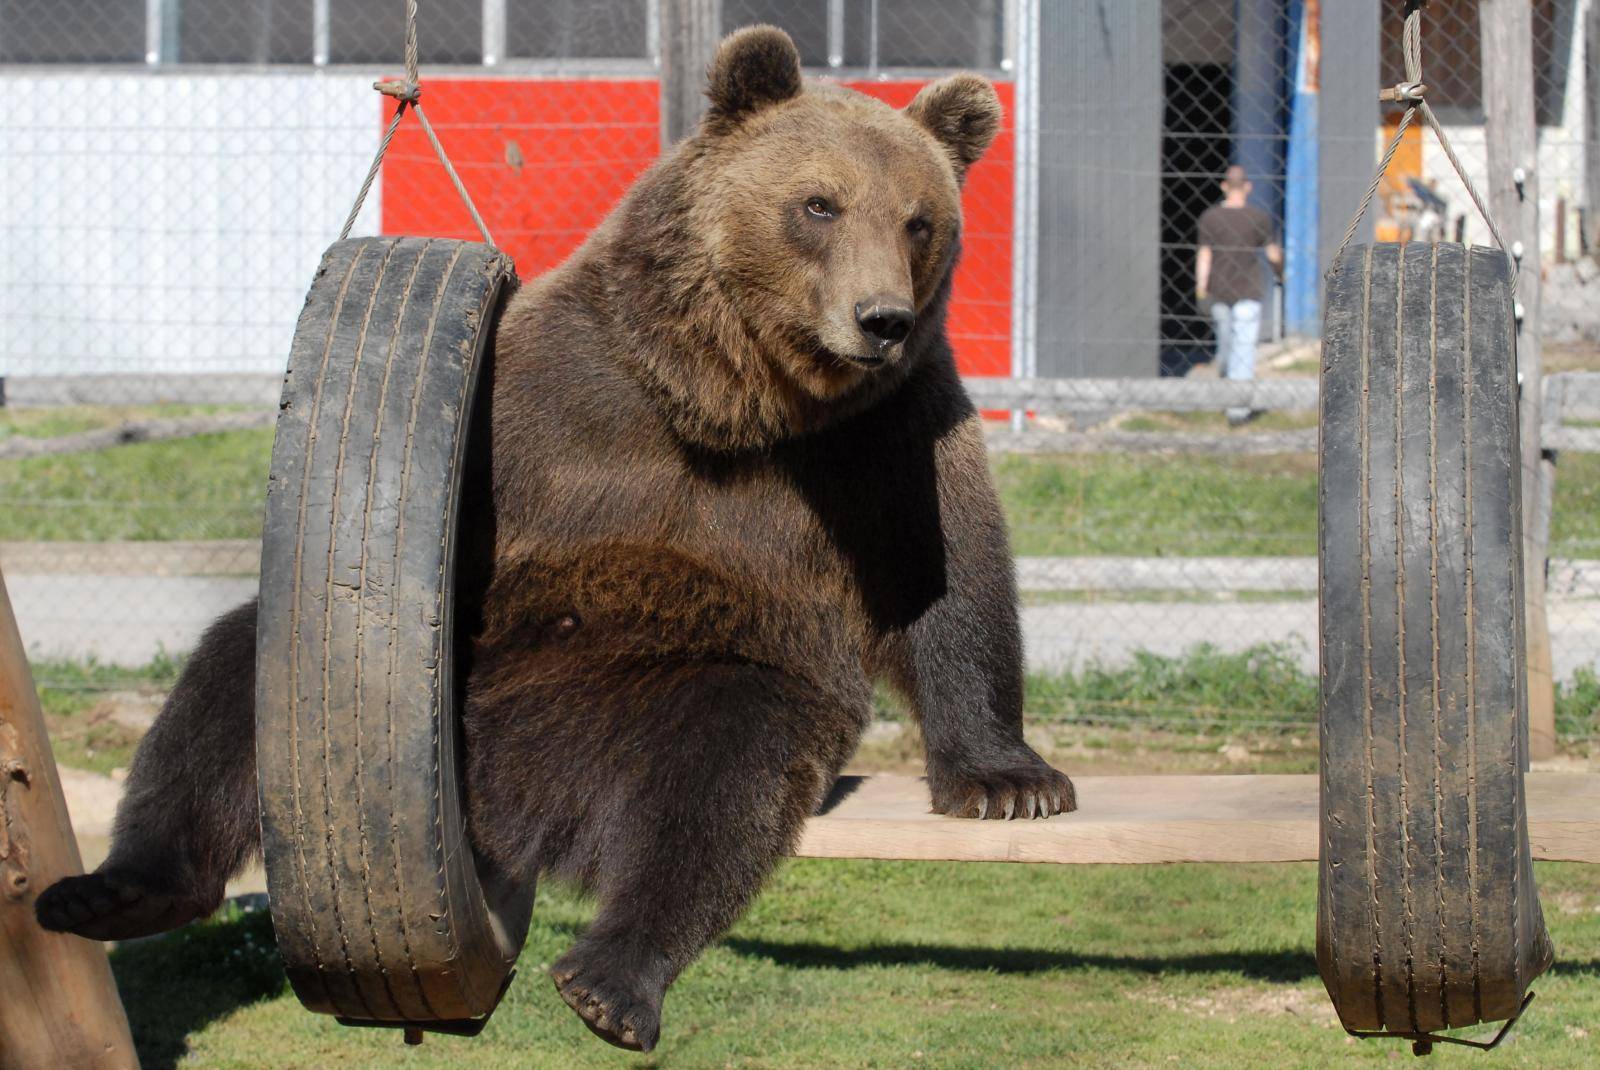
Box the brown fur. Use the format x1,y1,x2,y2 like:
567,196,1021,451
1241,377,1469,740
38,26,1073,1054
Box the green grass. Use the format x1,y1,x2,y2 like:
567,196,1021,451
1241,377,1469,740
1557,666,1600,741
1025,643,1317,732
871,643,1318,736
994,453,1320,557
109,861,1600,1069
1,418,1598,561
0,403,247,441
31,654,184,774
0,427,272,541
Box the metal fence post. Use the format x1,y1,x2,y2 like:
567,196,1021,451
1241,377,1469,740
659,0,722,150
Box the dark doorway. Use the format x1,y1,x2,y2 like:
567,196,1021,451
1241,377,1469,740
1159,63,1231,377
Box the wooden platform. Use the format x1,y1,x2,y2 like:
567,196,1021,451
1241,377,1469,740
796,774,1600,865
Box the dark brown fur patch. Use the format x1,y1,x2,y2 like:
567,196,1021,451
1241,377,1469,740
705,24,804,126
906,73,1003,178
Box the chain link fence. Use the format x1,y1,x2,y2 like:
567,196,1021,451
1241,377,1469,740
1,1,1598,745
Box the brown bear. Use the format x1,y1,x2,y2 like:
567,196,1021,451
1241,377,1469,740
37,26,1075,1053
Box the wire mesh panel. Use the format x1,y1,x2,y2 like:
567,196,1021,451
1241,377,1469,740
0,1,1596,752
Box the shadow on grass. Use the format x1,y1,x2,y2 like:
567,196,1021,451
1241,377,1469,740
110,906,285,1070
725,940,1600,986
723,937,1321,982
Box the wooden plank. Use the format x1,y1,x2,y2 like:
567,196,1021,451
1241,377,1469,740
0,373,281,408
796,774,1600,865
964,376,1319,413
1014,556,1317,593
0,569,138,1069
1544,426,1600,453
0,540,262,578
1548,371,1600,421
985,428,1316,456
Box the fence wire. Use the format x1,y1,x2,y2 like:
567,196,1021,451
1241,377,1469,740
1,1,1598,748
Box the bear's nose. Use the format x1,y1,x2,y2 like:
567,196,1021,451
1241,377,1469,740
855,297,915,346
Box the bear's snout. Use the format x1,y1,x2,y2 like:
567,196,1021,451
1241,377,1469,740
854,295,915,354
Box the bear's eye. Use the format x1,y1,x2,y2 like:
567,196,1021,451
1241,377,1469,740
804,197,836,220
907,216,932,239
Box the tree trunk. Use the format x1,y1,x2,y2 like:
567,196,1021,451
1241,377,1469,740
1587,0,1600,251
0,568,138,1069
1479,0,1556,761
658,0,722,151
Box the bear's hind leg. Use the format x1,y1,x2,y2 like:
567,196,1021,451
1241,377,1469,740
550,660,864,1053
36,600,260,940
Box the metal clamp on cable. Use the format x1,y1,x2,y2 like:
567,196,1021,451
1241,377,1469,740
1329,0,1512,286
373,79,421,104
338,0,495,246
1379,80,1426,104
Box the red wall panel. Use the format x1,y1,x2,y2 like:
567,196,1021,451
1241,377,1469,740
381,77,1013,377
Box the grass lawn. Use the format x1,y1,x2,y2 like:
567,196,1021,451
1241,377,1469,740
0,426,273,541
0,403,250,441
3,417,1600,560
29,655,182,775
110,860,1600,1069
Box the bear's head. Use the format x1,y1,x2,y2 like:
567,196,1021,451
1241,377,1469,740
697,25,1000,386
612,26,1001,450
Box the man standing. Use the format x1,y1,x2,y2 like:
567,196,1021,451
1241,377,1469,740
1195,166,1283,425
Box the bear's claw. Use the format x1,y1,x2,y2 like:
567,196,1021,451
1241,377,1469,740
552,955,663,1053
931,757,1077,821
34,870,219,941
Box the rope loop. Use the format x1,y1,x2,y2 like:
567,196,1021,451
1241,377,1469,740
338,0,494,247
1328,0,1511,288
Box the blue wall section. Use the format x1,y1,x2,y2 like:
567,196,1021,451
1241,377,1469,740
1284,0,1321,334
1232,0,1286,226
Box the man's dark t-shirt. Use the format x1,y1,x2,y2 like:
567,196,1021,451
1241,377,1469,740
1198,205,1275,304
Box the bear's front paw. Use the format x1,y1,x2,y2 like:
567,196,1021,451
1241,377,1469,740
929,754,1076,820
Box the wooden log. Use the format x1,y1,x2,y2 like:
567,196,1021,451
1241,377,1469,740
0,568,138,1069
658,0,721,150
1481,0,1555,760
796,773,1600,865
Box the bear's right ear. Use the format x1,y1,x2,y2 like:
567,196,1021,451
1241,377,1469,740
705,25,803,124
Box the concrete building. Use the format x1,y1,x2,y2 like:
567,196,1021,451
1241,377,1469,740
0,2,1591,386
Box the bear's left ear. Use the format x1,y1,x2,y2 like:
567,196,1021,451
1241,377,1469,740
705,25,803,124
906,74,1002,180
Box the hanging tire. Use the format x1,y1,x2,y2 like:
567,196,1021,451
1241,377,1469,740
256,236,532,1030
1317,242,1553,1036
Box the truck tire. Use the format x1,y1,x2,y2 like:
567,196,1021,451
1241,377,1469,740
256,237,531,1030
1317,242,1553,1036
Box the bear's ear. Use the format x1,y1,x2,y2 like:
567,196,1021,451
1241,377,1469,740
705,25,803,124
906,74,1002,180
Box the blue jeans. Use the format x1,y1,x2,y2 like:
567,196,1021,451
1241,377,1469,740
1210,299,1262,420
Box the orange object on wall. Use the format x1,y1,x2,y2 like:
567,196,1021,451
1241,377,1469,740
1375,113,1424,243
379,77,1015,378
